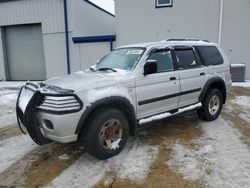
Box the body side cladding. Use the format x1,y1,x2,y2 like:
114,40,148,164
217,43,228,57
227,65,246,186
138,88,202,106
75,96,137,137
199,77,227,104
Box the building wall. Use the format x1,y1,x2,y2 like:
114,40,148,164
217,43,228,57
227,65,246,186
0,0,115,80
70,0,115,72
72,0,115,37
115,0,221,46
221,0,250,79
115,0,250,79
0,0,68,80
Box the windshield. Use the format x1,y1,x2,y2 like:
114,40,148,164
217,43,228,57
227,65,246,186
95,48,145,71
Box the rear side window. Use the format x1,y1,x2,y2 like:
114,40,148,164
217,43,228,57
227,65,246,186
148,50,174,73
175,49,200,69
196,46,224,66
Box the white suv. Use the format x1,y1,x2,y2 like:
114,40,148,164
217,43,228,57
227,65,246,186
17,39,231,159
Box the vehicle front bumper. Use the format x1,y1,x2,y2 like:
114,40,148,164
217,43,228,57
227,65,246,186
16,82,84,144
37,110,83,143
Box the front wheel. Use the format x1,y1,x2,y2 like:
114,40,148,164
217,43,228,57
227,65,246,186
82,108,129,160
197,89,223,121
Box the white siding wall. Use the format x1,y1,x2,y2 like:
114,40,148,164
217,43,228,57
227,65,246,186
115,0,220,46
69,0,115,72
72,0,115,37
115,0,250,79
0,0,66,33
0,0,69,80
0,0,115,80
221,0,250,79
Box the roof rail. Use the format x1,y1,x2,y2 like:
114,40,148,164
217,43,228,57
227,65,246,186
167,39,209,42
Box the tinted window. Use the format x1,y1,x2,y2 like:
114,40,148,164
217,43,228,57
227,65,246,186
148,50,174,73
196,46,224,66
175,50,199,69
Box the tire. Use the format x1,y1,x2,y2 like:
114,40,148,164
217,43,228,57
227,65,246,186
197,89,223,121
82,108,129,160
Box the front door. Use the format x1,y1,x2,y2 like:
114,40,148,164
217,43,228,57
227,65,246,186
136,49,180,119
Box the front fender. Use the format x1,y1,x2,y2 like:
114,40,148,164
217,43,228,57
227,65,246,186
75,96,137,137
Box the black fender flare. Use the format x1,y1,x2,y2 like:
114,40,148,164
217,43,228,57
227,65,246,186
75,96,137,137
199,76,227,104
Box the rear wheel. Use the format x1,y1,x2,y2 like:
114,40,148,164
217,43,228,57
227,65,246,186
197,89,223,121
82,108,129,160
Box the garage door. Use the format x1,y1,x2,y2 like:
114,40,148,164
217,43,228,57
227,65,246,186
4,24,46,81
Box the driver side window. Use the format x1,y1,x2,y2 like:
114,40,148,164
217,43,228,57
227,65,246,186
148,50,174,73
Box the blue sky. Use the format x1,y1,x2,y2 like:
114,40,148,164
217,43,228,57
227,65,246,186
90,0,115,14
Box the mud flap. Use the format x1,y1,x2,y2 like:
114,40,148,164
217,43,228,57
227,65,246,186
16,88,51,145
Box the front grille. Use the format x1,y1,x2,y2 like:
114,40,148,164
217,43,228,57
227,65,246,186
37,95,82,113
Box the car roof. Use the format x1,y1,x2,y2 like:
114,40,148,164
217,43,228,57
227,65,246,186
119,39,217,49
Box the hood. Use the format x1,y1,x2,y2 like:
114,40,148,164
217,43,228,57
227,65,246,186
45,70,132,92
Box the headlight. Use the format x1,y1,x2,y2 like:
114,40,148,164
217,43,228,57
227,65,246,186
37,95,83,114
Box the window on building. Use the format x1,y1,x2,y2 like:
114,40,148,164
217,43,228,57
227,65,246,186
175,49,201,69
156,0,173,8
196,46,224,66
148,50,174,73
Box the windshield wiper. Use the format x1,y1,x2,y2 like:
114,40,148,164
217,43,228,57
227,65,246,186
98,68,117,72
89,67,96,72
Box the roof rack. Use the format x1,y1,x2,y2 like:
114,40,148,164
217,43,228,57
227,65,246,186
167,39,209,42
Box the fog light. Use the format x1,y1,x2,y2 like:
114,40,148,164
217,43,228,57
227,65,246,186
43,120,54,130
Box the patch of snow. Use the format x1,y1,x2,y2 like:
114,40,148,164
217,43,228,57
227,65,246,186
58,154,70,161
0,82,25,89
167,118,250,188
111,139,121,150
231,96,250,108
0,135,37,173
232,80,250,88
239,113,250,123
139,103,202,124
231,63,246,67
47,140,159,188
0,90,18,128
83,86,132,107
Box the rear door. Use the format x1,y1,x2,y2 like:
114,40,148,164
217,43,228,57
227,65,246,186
136,49,180,119
174,46,207,107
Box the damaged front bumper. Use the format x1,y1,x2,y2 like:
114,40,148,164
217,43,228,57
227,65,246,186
16,82,84,145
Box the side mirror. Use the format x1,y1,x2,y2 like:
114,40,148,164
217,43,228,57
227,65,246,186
144,60,157,76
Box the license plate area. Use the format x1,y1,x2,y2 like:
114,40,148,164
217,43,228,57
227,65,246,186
18,88,35,113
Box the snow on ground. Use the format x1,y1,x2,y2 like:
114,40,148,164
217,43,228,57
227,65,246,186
167,117,250,188
47,140,159,188
139,103,202,124
232,81,250,88
0,89,19,128
0,135,37,173
0,82,25,89
231,96,250,109
239,113,250,123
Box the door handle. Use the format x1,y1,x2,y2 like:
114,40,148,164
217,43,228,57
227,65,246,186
170,77,176,81
200,72,205,76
